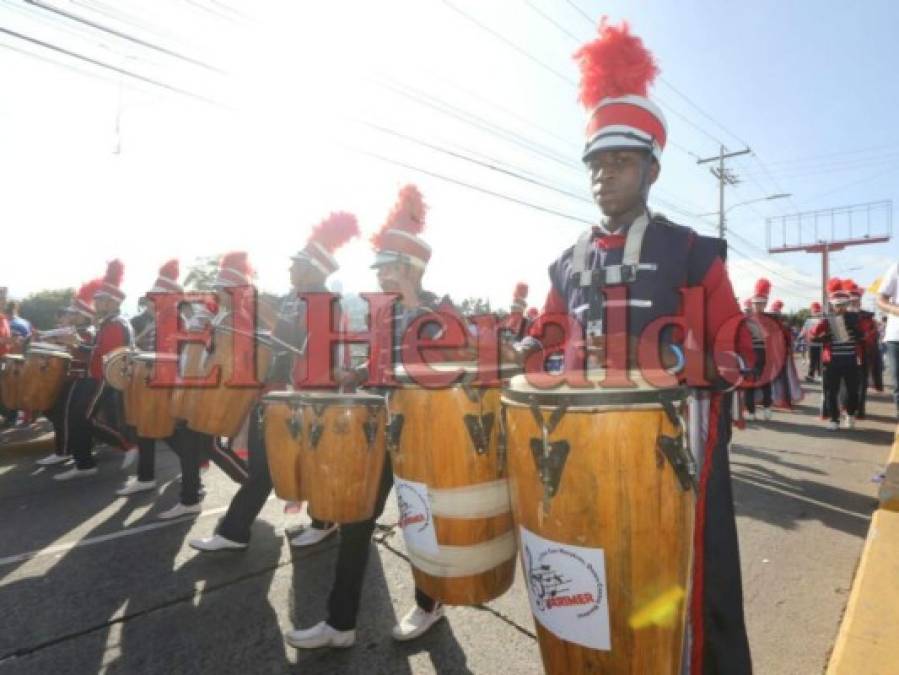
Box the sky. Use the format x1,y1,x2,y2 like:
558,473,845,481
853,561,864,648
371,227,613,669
2,0,898,314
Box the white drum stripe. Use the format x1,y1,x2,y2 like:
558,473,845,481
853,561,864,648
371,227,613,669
429,479,511,519
407,530,517,578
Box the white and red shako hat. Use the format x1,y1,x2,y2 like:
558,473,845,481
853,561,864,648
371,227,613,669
371,185,431,269
213,251,253,288
842,279,863,299
292,212,360,277
810,301,822,314
94,259,126,303
769,299,784,314
68,278,103,318
150,259,182,293
575,18,667,162
752,278,771,304
827,277,850,305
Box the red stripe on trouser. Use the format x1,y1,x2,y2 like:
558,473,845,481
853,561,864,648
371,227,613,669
690,394,721,675
87,380,131,451
210,438,248,482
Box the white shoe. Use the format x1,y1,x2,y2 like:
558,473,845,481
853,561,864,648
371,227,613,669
289,524,337,548
762,407,773,421
120,448,138,470
391,604,445,642
827,420,839,431
842,415,856,430
189,534,248,552
53,466,98,481
115,479,157,496
158,502,202,520
36,454,69,466
284,621,355,649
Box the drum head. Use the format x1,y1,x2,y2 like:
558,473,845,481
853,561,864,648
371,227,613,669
299,391,385,406
27,346,72,360
503,369,685,410
132,351,178,364
262,390,306,405
393,361,520,387
102,347,132,391
29,341,69,354
2,354,25,364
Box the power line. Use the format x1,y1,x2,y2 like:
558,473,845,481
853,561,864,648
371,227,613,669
562,0,594,26
520,0,583,42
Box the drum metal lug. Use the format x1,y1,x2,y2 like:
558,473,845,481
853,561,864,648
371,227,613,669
362,410,379,451
463,413,494,455
657,434,696,492
529,434,570,512
286,407,303,441
309,421,324,449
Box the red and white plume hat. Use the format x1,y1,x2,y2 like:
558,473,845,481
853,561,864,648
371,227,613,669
575,18,667,162
94,259,126,303
292,212,360,277
810,301,822,314
842,279,862,299
68,278,103,318
769,299,784,314
150,259,182,293
371,185,431,269
511,282,529,312
213,251,253,288
827,277,849,304
751,278,771,304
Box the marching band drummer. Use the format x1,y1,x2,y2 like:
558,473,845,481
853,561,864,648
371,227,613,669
55,260,136,481
35,280,101,467
284,185,458,649
514,21,752,674
189,213,359,552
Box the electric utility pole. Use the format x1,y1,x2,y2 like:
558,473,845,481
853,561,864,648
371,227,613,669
696,145,751,238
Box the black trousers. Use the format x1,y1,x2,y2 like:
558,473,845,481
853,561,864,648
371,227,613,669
744,383,771,413
218,405,331,543
824,361,859,422
807,345,822,378
47,380,76,457
327,458,434,631
857,358,869,418
136,436,156,482
165,424,249,506
69,379,131,469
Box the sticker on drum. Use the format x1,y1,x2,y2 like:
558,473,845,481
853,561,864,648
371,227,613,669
520,525,611,651
394,477,439,556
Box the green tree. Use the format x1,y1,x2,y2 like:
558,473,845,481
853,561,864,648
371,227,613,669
459,297,492,315
183,256,221,291
19,288,74,330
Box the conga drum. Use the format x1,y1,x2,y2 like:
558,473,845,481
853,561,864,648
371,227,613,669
169,341,207,421
103,347,135,425
0,354,25,410
261,391,305,502
388,362,517,606
20,346,72,411
129,352,178,439
185,325,272,437
298,391,387,523
502,371,695,674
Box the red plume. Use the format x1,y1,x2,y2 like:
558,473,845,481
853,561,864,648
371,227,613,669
371,184,427,249
219,251,252,276
840,278,855,292
754,278,771,298
513,282,529,300
309,212,360,253
826,277,843,294
77,278,103,304
158,258,180,281
574,18,659,109
103,259,124,286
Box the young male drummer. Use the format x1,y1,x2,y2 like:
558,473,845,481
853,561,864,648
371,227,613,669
35,279,100,467
284,185,452,649
516,21,752,674
56,260,136,481
189,213,359,552
804,301,824,381
846,281,881,418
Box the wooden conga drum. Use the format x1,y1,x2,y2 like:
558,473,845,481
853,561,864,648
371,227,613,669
388,362,517,606
0,354,24,410
261,391,305,502
185,326,272,437
502,371,695,674
103,347,135,425
169,341,207,421
129,352,178,439
298,391,387,523
20,346,72,411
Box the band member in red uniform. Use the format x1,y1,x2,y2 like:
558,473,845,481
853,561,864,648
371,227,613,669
846,281,881,419
767,298,803,410
745,279,774,420
35,280,101,467
285,185,453,650
810,278,862,430
189,213,359,552
515,21,752,674
55,260,135,481
803,301,823,381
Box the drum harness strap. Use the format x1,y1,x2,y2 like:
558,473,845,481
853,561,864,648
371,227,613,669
572,212,653,338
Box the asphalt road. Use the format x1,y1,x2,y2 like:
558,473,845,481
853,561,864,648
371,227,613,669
0,379,892,675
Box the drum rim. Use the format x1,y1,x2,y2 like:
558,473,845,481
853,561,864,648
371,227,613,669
501,381,686,409
262,390,385,405
25,348,72,360
2,354,25,362
131,351,178,363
